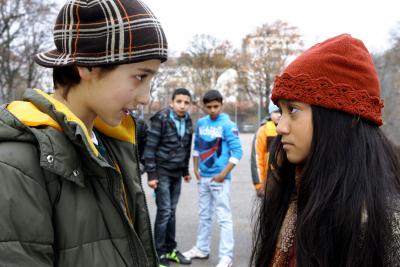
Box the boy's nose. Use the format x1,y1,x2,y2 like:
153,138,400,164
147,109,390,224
136,90,150,106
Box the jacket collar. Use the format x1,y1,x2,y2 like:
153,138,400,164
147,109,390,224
10,89,137,150
6,89,136,186
169,108,189,121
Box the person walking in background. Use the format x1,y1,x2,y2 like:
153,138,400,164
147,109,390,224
0,0,168,266
144,88,193,267
250,100,281,197
251,34,400,267
183,89,243,267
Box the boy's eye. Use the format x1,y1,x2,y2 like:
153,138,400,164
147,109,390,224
134,75,146,81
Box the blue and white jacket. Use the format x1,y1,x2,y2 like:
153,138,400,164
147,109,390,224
193,113,243,179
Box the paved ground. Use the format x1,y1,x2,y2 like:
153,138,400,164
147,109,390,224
143,133,258,267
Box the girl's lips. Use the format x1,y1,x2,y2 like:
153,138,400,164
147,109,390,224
282,143,294,150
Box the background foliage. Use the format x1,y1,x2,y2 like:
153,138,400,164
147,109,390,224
0,1,398,144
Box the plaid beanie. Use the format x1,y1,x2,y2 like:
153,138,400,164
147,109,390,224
35,0,167,68
271,34,384,126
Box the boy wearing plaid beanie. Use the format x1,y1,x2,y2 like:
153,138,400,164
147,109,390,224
0,0,167,266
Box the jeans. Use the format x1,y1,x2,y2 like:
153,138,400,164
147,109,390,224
154,175,182,256
195,177,233,259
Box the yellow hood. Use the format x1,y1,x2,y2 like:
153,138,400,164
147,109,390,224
7,89,136,157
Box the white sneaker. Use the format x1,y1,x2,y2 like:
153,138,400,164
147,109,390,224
216,256,232,267
182,246,209,259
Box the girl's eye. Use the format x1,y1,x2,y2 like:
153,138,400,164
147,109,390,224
288,106,299,114
134,75,146,81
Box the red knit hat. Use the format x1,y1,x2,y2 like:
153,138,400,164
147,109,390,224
271,34,384,126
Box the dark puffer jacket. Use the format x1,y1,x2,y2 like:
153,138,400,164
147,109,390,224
144,107,193,181
0,89,157,266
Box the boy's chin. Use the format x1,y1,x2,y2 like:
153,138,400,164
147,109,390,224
175,111,186,117
210,114,218,119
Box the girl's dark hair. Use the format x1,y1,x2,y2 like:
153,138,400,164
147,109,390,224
250,106,400,267
53,64,118,97
172,88,191,100
202,89,223,104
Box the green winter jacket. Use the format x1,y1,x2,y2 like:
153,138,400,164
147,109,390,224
0,89,157,266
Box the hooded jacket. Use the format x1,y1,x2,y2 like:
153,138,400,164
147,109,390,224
0,89,157,266
144,107,193,181
250,120,277,191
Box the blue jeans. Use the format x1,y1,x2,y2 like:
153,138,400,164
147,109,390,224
154,176,182,256
195,177,233,259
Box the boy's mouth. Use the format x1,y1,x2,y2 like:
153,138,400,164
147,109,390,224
122,108,131,115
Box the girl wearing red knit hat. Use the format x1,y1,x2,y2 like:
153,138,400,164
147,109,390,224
251,34,400,267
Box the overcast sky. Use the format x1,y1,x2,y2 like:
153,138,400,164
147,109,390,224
145,0,399,55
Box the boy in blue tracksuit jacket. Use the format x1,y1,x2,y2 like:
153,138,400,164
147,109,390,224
183,90,242,267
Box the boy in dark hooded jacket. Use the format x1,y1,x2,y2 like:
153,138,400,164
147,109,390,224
144,88,193,267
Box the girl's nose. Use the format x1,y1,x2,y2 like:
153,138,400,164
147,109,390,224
276,116,289,135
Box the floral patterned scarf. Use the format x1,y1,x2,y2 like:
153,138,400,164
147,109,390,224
269,172,301,267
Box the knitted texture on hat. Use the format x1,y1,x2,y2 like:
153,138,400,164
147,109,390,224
35,0,167,67
271,34,384,126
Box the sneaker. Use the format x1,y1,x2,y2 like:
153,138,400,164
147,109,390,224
216,256,232,267
159,254,170,267
166,249,192,264
182,246,209,259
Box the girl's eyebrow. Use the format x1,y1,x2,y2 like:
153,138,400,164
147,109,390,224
286,100,302,106
278,99,289,106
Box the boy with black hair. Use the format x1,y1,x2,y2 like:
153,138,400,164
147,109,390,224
183,89,243,267
144,88,193,267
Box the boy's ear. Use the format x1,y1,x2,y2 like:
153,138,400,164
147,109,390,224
76,66,92,81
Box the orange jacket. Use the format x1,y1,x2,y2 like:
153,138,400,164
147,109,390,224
250,120,277,190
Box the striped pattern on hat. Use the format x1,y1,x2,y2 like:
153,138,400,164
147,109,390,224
35,0,167,67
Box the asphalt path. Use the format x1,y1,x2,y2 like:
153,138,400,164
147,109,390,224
143,133,258,267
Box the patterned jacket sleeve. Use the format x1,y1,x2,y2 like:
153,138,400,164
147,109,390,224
143,114,163,181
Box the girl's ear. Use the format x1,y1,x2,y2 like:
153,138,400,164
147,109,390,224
76,66,92,81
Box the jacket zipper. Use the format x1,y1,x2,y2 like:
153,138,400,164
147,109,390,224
105,168,140,266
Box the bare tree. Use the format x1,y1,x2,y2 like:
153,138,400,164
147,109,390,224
147,58,181,113
178,34,234,105
237,20,303,121
377,22,400,144
0,0,57,103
